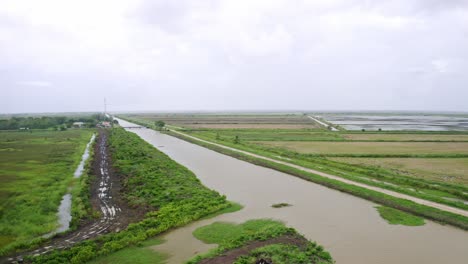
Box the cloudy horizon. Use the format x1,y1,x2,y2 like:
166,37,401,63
2,0,468,114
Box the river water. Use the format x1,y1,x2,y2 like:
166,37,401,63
117,119,468,264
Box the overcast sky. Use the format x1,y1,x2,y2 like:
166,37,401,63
1,0,468,113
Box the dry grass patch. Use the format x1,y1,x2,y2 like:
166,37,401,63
344,134,468,141
330,157,468,185
254,141,468,155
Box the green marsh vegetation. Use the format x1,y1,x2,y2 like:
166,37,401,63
0,129,94,255
189,219,333,264
88,238,168,264
375,206,425,226
26,128,234,263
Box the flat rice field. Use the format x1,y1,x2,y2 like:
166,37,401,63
254,141,468,155
122,114,323,129
343,134,468,141
329,157,468,185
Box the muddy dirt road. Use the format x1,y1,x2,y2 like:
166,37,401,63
5,131,142,263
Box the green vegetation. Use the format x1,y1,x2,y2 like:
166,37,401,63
0,114,110,130
271,203,292,208
154,120,165,130
0,130,94,255
26,128,233,263
88,238,168,264
375,206,425,226
189,219,333,264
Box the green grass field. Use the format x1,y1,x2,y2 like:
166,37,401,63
88,238,168,264
0,129,94,254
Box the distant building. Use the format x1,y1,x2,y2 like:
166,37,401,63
72,122,85,128
97,121,112,128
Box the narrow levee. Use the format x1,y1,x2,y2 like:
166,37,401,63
117,118,468,264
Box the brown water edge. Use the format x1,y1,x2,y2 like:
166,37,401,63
117,119,468,264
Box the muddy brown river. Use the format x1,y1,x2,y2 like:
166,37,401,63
117,119,468,264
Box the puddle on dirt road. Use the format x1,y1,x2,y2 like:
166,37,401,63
116,118,468,264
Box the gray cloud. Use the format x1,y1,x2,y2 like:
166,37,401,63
1,0,468,113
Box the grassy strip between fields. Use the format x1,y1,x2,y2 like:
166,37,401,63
375,206,425,226
165,130,468,230
25,128,233,263
189,219,333,264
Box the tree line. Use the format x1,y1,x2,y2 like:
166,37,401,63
0,114,111,130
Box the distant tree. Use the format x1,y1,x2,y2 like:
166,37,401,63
234,135,240,144
378,128,382,132
361,129,366,132
154,120,165,130
113,119,119,125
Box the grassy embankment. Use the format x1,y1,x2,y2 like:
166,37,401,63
159,129,468,230
26,128,236,263
189,219,333,264
375,206,425,226
0,130,94,256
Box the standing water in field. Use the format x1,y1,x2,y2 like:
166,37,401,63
45,134,95,238
116,118,468,264
74,134,96,178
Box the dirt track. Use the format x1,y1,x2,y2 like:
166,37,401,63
4,130,145,263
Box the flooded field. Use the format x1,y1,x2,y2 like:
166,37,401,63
117,118,468,264
317,113,468,131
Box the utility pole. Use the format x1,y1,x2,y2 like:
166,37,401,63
104,98,107,115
